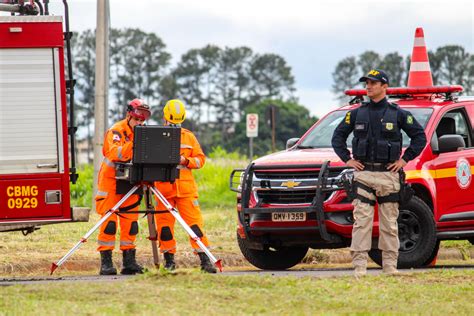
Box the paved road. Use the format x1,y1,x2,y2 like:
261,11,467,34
222,265,474,278
1,265,473,286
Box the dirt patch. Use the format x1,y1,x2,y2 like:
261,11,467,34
1,248,472,276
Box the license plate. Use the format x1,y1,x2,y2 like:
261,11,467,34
271,212,306,222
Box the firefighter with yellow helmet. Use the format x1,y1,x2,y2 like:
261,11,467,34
154,99,216,273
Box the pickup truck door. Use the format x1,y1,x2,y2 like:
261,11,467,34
431,107,474,222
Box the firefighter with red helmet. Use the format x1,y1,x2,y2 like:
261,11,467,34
95,98,151,275
154,99,216,273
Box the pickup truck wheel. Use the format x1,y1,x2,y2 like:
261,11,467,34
368,196,437,269
237,234,308,270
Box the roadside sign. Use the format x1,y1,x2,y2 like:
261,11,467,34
246,113,258,138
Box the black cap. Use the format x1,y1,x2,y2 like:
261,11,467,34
359,69,389,85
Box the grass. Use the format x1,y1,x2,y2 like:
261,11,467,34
1,270,474,315
2,153,474,314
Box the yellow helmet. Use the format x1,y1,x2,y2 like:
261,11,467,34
163,99,186,124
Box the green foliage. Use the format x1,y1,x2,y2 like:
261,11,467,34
332,45,474,101
194,148,247,209
69,149,247,210
226,99,318,157
70,164,94,208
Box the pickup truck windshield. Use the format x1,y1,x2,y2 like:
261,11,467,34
299,107,433,148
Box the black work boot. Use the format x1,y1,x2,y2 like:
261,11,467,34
198,252,217,273
163,252,176,271
121,249,144,275
100,250,117,275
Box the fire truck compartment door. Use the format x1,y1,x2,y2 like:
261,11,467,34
0,48,65,175
0,178,64,220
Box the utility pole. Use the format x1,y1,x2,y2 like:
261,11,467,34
92,0,110,209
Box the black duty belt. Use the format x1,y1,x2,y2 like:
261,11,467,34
363,163,389,172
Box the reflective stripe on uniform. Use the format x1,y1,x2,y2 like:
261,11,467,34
98,240,115,246
160,246,176,253
103,157,115,168
97,190,108,197
120,241,134,246
177,165,189,170
117,146,123,160
194,158,201,168
180,144,193,149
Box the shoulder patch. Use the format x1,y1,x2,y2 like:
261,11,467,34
407,115,414,124
345,111,351,124
111,130,122,142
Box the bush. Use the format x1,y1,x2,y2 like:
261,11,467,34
70,164,94,208
69,148,248,210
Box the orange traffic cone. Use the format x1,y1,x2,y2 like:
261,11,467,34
407,27,434,87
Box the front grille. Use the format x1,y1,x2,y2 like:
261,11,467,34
256,189,330,204
255,168,344,180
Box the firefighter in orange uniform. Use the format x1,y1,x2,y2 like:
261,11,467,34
154,99,216,273
95,99,151,275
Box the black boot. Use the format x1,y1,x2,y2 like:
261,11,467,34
163,252,176,271
121,249,144,275
100,250,117,275
198,252,217,273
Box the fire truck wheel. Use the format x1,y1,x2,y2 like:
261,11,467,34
368,196,437,269
237,234,308,270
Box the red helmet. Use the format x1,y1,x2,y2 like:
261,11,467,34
127,98,151,121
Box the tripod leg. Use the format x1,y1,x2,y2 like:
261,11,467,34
149,186,222,272
51,185,141,275
144,186,160,268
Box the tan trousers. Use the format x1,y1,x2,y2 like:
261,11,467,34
350,171,400,268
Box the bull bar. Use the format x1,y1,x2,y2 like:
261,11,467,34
230,161,353,244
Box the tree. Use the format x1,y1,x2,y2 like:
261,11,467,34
380,52,405,87
249,53,296,104
357,51,382,75
72,29,96,163
226,99,317,157
173,45,221,132
109,28,171,123
332,56,359,100
436,45,472,92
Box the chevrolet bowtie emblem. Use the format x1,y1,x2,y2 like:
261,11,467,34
281,181,301,188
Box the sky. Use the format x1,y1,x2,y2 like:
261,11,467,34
46,0,473,117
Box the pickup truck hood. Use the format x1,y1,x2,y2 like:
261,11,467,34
253,148,345,167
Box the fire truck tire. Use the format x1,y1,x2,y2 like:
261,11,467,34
368,196,437,269
237,234,308,270
468,238,474,246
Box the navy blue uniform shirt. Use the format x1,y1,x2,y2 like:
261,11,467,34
331,97,427,163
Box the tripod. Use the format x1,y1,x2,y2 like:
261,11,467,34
51,183,222,274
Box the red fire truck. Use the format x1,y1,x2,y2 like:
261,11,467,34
231,28,474,270
0,1,89,235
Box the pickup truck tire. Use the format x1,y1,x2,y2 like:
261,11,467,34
237,234,308,270
368,196,437,269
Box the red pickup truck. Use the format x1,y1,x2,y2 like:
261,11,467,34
230,29,474,270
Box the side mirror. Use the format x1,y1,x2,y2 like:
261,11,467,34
438,135,465,154
286,138,300,149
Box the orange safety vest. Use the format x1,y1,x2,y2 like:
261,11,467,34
96,119,134,195
155,128,205,198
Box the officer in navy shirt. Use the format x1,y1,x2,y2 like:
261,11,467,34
331,69,427,277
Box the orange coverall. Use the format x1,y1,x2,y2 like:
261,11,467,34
154,128,210,253
96,119,141,252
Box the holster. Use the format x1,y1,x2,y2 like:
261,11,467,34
342,175,357,202
398,170,414,205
